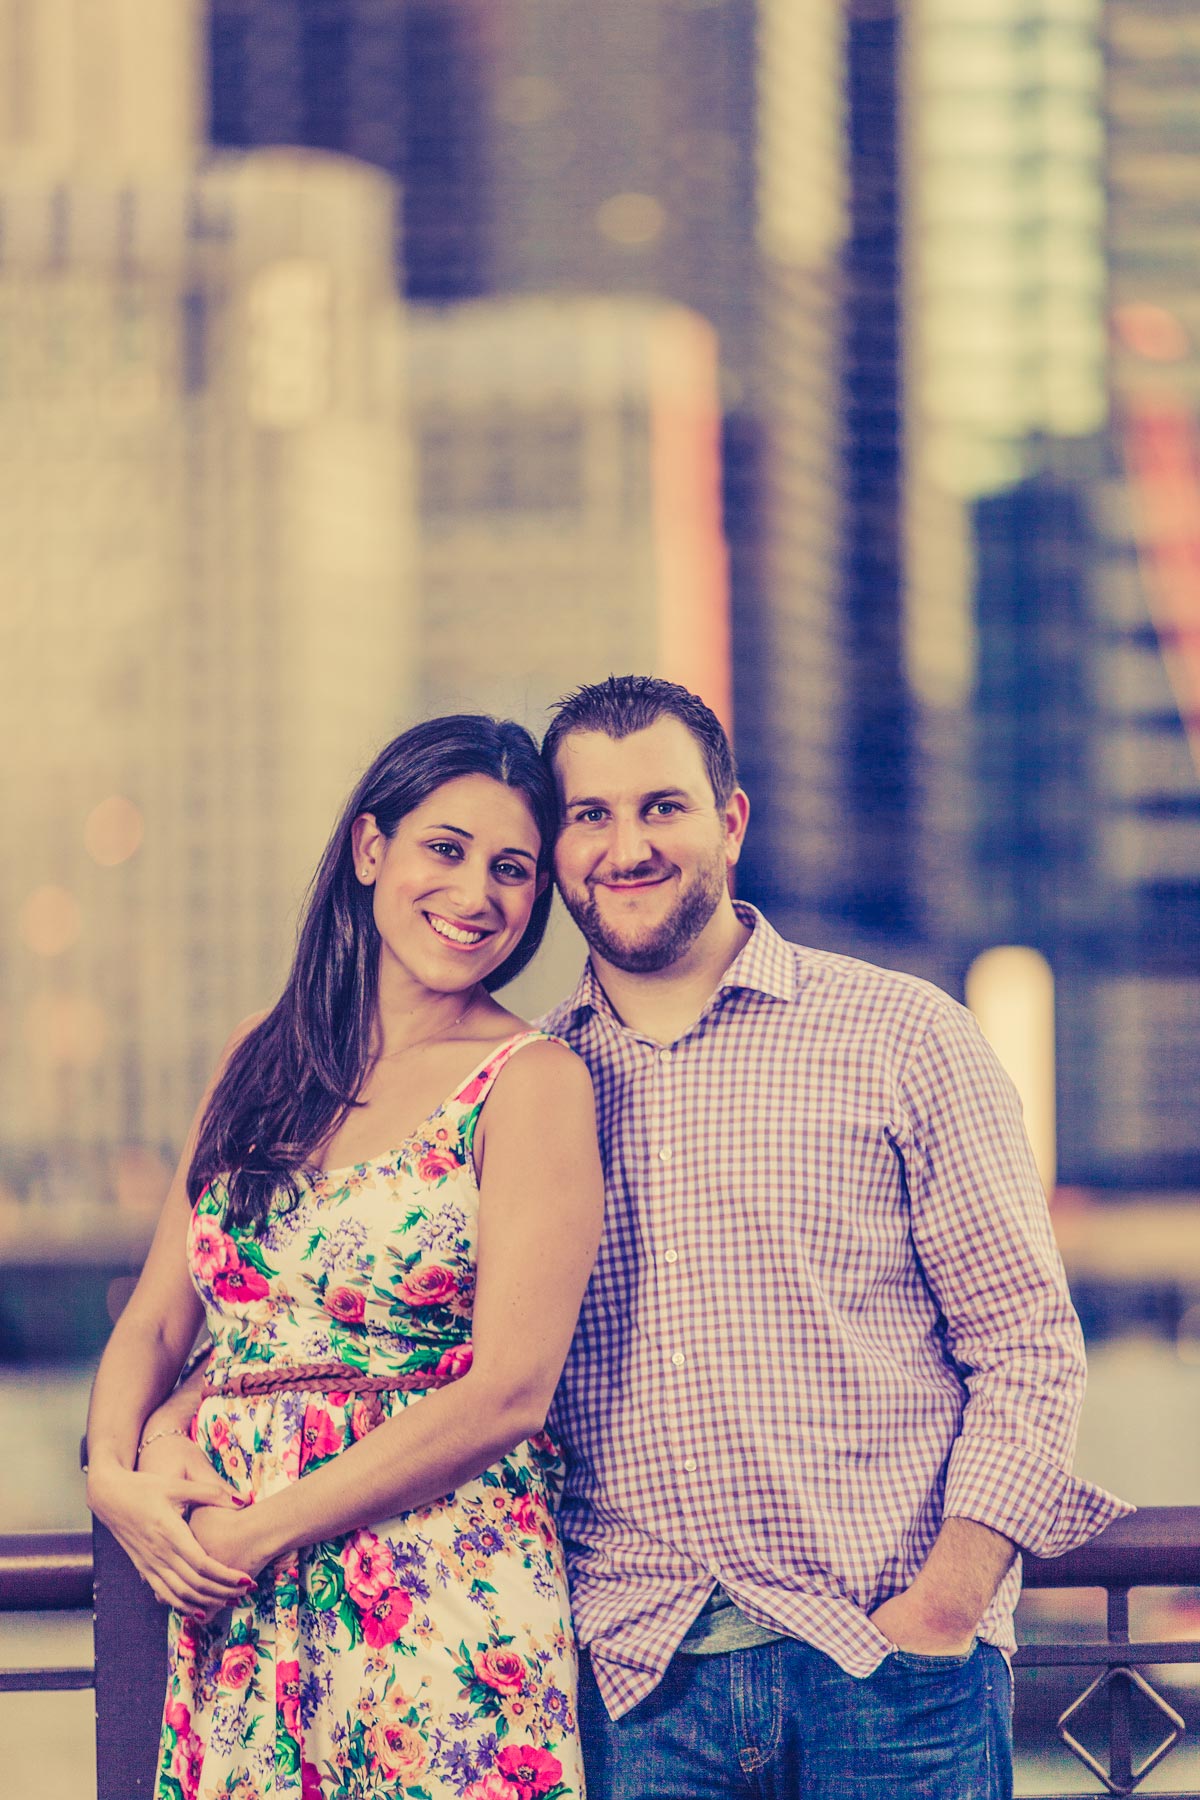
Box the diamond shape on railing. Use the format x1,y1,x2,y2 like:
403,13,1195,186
1057,1665,1186,1795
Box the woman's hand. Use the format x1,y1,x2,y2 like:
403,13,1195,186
189,1502,275,1617
87,1463,254,1617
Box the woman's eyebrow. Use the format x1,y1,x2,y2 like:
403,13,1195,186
428,824,536,862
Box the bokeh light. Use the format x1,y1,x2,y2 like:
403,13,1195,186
19,886,82,958
24,992,107,1068
594,193,666,248
82,794,144,867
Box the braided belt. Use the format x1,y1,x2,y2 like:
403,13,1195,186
202,1359,460,1400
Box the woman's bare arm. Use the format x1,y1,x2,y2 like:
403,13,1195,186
190,1040,603,1577
85,1019,262,1612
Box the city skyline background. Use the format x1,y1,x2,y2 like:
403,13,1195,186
4,3,1200,1791
2,3,1199,1344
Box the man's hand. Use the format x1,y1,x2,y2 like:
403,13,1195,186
868,1516,1016,1655
868,1588,977,1656
137,1429,232,1492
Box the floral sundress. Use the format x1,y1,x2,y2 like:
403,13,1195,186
158,1030,584,1800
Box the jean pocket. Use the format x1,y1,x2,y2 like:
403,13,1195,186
888,1642,977,1672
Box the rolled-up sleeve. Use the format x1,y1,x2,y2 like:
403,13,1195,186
899,1001,1132,1556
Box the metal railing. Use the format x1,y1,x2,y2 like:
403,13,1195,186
3,1510,1200,1798
0,1522,165,1798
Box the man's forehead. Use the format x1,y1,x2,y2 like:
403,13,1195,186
554,720,710,801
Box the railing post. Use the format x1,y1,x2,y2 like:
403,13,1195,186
92,1517,168,1799
1107,1587,1132,1794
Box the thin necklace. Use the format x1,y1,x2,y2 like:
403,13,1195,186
374,990,481,1062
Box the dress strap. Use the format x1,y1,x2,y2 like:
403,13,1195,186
449,1028,554,1113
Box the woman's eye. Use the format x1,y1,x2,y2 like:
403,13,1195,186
428,841,462,858
494,861,530,881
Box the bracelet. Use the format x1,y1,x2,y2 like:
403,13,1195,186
137,1426,191,1460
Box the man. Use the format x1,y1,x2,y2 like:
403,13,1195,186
539,673,1128,1800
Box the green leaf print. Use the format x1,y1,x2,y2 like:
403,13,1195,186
400,1206,428,1233
232,1235,275,1279
337,1595,363,1648
302,1230,326,1261
276,1729,300,1777
160,1778,184,1800
308,1554,344,1611
328,1329,369,1372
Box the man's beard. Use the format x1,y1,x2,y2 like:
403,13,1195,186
561,849,728,974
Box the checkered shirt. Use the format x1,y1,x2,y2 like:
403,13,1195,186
541,904,1131,1719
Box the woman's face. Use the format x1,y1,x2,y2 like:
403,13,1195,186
353,773,546,996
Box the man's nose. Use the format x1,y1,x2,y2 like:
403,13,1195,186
609,813,653,871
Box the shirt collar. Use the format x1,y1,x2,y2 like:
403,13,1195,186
717,902,801,1002
558,900,800,1023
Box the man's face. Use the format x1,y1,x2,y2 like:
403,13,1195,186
552,716,746,973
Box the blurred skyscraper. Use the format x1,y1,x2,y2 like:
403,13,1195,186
1,0,414,1171
204,0,858,937
907,0,1200,1187
409,296,729,729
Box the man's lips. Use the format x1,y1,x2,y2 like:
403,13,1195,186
591,874,673,894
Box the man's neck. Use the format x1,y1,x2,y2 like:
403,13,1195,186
589,898,753,1045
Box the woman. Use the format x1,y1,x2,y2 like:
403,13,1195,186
86,715,604,1800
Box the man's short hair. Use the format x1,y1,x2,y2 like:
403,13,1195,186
543,674,738,807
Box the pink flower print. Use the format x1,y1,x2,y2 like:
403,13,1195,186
457,1072,491,1107
435,1342,473,1383
509,1495,538,1537
323,1285,365,1325
350,1393,384,1440
212,1262,270,1306
398,1264,458,1307
276,1658,302,1736
416,1146,460,1182
163,1696,191,1736
463,1778,522,1800
497,1747,564,1799
361,1586,413,1649
298,1405,342,1472
372,1717,427,1779
301,1762,323,1800
171,1728,205,1800
218,1642,257,1691
472,1646,527,1695
341,1530,396,1607
191,1217,239,1285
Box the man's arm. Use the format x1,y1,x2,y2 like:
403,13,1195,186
870,1517,1016,1653
881,1001,1130,1644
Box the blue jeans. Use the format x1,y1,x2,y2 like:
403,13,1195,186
578,1638,1012,1800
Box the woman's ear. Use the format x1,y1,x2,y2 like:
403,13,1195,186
351,813,385,885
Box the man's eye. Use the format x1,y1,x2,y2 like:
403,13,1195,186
576,809,606,825
650,803,680,816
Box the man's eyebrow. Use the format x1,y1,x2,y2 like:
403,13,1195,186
429,824,536,861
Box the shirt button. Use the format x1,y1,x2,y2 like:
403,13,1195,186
664,1249,679,1265
682,1457,698,1473
671,1351,686,1367
658,1148,673,1163
659,1049,673,1063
